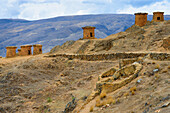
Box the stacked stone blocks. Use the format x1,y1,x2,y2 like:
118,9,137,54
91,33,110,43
82,26,96,39
153,12,164,22
33,44,42,55
49,52,170,61
6,44,42,58
20,45,32,56
6,46,17,58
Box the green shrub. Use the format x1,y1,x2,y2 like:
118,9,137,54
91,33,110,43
47,97,52,103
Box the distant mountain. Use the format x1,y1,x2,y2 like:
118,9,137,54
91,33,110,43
0,14,170,57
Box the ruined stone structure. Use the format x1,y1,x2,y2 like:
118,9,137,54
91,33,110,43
82,26,96,39
6,46,17,58
20,45,32,56
33,44,42,55
135,13,148,27
153,12,164,22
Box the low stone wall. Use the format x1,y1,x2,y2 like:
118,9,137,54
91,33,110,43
98,68,116,81
150,53,170,61
48,52,170,61
96,63,142,94
121,58,139,67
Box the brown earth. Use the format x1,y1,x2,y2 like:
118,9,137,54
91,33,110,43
0,54,119,113
50,20,170,55
0,20,170,113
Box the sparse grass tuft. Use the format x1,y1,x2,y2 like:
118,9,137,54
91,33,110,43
124,92,129,97
116,98,120,103
102,100,107,106
47,97,52,103
95,101,102,107
155,73,160,78
155,74,160,81
130,86,137,92
96,97,100,103
152,62,156,64
89,105,94,112
168,66,170,69
100,91,107,100
162,69,168,73
131,91,135,95
106,96,115,104
95,97,102,107
155,64,160,69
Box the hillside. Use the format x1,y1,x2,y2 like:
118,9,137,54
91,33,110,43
0,14,170,57
50,20,170,54
0,16,169,113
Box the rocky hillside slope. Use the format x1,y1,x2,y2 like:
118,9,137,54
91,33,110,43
1,14,170,57
51,20,170,54
0,18,169,113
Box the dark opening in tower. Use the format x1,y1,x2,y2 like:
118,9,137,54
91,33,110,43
157,17,160,20
90,32,93,37
28,50,31,55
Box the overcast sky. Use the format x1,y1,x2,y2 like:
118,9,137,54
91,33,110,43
0,0,170,20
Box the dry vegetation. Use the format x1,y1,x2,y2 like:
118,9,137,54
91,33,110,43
0,20,170,113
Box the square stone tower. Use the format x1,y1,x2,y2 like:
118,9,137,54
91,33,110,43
135,13,148,27
6,46,17,58
33,44,42,55
82,26,96,39
153,12,164,22
20,45,32,56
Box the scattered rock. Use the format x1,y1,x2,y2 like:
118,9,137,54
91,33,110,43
63,97,77,113
153,69,159,73
161,102,170,108
0,107,6,113
137,79,142,83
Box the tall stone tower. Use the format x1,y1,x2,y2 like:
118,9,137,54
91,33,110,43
153,12,164,22
33,44,42,55
82,26,96,39
6,46,17,58
135,13,148,27
20,45,32,56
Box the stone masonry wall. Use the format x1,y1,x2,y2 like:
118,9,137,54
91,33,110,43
33,45,42,55
20,46,32,56
48,52,170,61
153,12,164,22
6,47,17,58
83,28,95,39
135,13,148,27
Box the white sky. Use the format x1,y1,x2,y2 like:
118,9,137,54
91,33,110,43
0,0,169,20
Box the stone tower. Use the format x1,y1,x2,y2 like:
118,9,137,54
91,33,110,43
153,12,164,22
20,45,32,56
6,46,17,58
135,13,148,27
82,26,96,39
33,44,42,55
